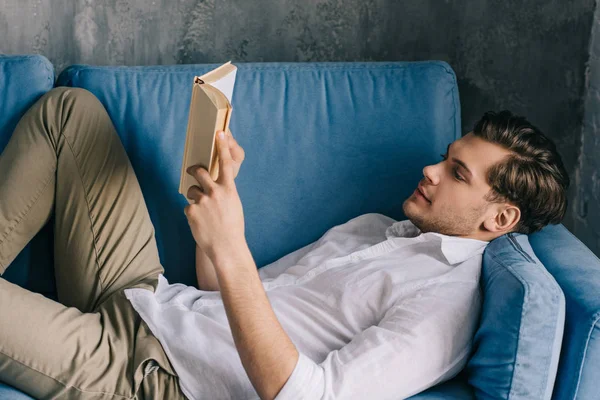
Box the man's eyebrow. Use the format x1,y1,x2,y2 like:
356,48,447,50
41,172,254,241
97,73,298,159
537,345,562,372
447,143,473,177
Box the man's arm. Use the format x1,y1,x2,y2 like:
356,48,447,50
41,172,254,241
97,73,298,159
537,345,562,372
185,130,297,399
194,127,243,292
213,244,299,400
196,244,220,291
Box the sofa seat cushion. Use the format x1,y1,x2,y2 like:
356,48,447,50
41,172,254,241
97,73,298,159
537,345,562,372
467,232,565,400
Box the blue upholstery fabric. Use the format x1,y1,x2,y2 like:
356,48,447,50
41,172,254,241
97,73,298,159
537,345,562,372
56,61,461,288
467,233,565,400
0,55,55,297
0,383,34,400
409,374,474,399
529,224,600,400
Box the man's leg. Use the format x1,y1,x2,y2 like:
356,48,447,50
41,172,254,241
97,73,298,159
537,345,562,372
1,86,164,311
0,87,179,398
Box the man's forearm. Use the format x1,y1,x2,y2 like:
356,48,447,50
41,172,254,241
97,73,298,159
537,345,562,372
212,243,299,400
196,244,220,291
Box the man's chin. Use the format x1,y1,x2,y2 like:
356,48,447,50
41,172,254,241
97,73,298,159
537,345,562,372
402,197,420,216
402,199,424,228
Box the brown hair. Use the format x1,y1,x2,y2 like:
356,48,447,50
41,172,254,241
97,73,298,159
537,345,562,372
472,110,570,234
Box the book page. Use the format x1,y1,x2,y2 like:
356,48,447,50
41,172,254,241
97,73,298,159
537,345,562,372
209,69,237,104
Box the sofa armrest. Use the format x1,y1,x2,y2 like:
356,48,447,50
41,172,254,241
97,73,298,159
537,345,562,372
529,224,600,400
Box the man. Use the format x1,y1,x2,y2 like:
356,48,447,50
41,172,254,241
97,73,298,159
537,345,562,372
0,87,569,400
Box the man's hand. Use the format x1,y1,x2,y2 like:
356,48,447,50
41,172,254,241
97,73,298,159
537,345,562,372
184,130,247,261
225,128,245,179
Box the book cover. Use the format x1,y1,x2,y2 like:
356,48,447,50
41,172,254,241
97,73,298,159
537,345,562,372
179,61,237,202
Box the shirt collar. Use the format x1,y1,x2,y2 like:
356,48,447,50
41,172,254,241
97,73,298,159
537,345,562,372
385,219,489,265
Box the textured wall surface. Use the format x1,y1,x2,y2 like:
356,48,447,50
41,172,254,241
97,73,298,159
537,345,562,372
0,0,597,239
576,3,600,256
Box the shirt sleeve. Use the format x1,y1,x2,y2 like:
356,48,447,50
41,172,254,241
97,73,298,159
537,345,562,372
274,281,482,400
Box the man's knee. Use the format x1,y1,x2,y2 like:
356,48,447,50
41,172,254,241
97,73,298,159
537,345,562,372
43,86,104,112
37,87,111,134
28,87,112,146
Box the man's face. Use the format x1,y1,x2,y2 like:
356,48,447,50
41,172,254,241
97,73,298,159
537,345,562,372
402,133,513,237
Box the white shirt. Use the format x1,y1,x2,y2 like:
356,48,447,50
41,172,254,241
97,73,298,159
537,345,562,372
124,213,488,400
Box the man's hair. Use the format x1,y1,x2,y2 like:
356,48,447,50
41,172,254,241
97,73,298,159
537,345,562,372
472,110,570,234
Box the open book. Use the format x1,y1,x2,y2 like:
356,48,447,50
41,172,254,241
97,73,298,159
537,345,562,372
179,61,237,202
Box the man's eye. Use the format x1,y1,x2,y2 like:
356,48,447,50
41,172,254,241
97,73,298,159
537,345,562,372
453,168,464,181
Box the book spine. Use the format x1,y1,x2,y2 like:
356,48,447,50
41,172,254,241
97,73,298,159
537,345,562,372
179,86,197,196
208,106,231,181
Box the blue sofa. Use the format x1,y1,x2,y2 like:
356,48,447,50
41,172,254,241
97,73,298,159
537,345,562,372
1,54,599,400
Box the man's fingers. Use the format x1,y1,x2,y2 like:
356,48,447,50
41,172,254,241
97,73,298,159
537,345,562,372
186,166,215,193
225,129,245,163
216,131,234,184
186,185,204,203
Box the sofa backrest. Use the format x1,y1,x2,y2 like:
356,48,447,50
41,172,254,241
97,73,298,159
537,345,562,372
0,55,55,297
56,61,461,287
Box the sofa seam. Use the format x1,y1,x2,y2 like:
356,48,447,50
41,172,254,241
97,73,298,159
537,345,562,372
506,233,535,263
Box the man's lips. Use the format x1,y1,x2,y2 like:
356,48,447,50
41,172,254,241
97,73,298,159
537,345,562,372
416,185,431,203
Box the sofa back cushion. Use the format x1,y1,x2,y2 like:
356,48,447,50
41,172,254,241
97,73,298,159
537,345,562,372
57,61,461,287
0,55,55,297
529,224,600,400
467,232,565,400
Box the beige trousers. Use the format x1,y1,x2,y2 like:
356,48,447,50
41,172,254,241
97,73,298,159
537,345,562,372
0,87,186,399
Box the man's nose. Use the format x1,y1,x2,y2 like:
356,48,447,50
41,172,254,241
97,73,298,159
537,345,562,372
422,164,440,185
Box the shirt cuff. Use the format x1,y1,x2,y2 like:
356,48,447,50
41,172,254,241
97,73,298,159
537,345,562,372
274,352,325,400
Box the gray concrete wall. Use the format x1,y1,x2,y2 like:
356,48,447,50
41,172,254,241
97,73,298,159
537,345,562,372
1,0,596,246
576,2,600,256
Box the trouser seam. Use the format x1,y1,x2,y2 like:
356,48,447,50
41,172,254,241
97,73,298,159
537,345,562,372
0,348,131,399
61,132,105,295
0,172,54,258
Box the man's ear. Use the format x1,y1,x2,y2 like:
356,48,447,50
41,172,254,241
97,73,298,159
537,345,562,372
483,205,521,234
